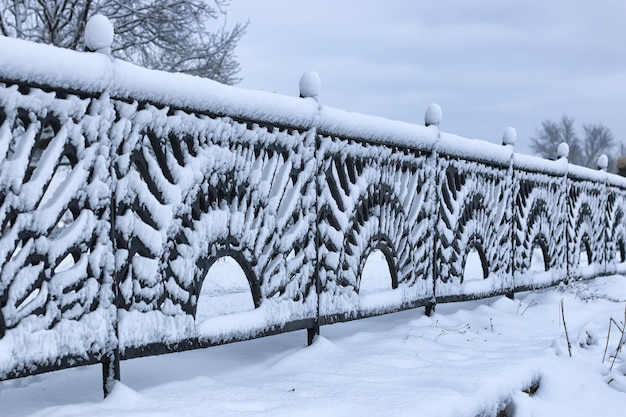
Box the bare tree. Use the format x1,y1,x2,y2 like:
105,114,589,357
530,116,616,169
0,0,247,84
530,116,581,163
579,123,615,168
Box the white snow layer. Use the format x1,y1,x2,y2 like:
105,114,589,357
3,275,626,417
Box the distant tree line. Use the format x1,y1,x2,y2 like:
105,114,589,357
530,116,623,173
0,0,247,85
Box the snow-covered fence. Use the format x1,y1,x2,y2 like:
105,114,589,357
0,67,117,387
1,27,626,396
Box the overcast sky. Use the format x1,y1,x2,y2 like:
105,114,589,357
226,1,626,155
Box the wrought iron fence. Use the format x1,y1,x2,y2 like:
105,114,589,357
1,31,625,397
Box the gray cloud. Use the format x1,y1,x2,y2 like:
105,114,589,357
228,0,626,153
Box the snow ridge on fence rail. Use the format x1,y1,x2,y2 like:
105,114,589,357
1,33,626,396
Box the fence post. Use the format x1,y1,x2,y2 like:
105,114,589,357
102,174,121,397
425,104,441,316
300,71,322,345
558,143,571,283
84,14,121,397
502,127,516,299
598,154,609,275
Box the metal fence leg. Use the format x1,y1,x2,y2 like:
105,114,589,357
425,302,436,317
307,322,320,346
102,347,120,397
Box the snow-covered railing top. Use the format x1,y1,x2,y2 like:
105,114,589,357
2,16,626,398
2,30,625,185
0,35,318,129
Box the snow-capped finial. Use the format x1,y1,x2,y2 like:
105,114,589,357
597,154,608,171
502,127,516,146
85,14,114,55
299,71,321,100
557,142,569,159
425,103,442,127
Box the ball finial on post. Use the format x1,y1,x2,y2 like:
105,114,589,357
597,154,608,171
425,103,442,127
502,127,516,146
299,71,321,100
557,142,570,159
85,14,114,55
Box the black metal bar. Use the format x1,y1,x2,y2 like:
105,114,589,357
1,354,101,381
121,318,316,360
102,350,120,397
103,106,121,398
429,152,441,316
508,158,517,300
310,129,322,346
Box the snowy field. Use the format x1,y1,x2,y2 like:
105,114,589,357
2,254,626,416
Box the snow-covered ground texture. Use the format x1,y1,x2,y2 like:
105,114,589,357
3,272,626,416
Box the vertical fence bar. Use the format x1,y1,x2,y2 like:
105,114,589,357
104,89,121,397
503,128,516,299
559,143,571,283
309,122,322,344
103,170,121,397
300,71,321,345
84,16,121,397
598,155,609,276
425,104,441,316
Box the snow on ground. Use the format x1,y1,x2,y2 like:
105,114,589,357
2,257,626,416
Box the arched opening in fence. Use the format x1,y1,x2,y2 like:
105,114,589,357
359,249,394,295
195,256,256,325
530,238,549,273
463,243,488,282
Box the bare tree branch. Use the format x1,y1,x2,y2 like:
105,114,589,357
530,116,580,162
580,123,615,168
0,12,10,36
530,116,617,169
0,0,247,84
